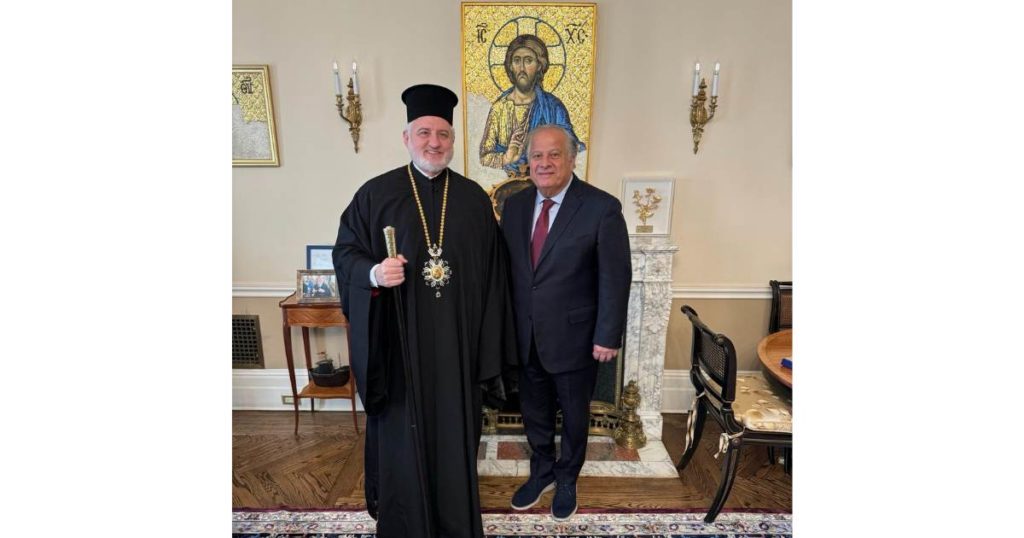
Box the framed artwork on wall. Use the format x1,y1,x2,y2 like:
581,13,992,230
461,2,597,219
232,65,280,166
622,177,674,236
306,245,334,270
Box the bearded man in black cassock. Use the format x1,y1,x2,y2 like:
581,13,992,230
333,84,516,538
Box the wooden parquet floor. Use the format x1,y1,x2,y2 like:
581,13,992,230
232,410,791,511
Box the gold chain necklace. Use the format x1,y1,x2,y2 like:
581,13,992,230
407,164,452,298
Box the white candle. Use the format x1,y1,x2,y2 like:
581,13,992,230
351,60,360,95
332,59,342,95
711,61,720,97
692,61,701,96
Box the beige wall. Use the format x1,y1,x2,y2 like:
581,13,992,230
233,0,791,369
665,298,771,371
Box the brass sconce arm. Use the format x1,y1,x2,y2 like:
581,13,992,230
689,79,719,154
336,79,362,153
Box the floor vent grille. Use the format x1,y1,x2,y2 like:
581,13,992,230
233,314,264,369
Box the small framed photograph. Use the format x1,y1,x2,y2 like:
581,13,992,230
306,245,334,270
622,177,674,236
297,270,339,303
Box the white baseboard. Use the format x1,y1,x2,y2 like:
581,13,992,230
661,369,696,413
660,369,762,413
233,369,364,411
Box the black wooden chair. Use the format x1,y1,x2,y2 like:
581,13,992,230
768,280,792,334
676,305,792,523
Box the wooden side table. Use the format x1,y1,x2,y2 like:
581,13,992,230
278,292,359,436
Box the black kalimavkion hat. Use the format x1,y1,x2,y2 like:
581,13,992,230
401,84,459,125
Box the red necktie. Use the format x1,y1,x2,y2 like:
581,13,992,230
531,199,555,269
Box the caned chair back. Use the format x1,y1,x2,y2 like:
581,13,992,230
681,304,738,408
769,280,793,333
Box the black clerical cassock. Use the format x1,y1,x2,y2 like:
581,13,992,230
334,162,517,538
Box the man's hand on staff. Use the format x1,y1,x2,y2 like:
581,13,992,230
375,254,408,287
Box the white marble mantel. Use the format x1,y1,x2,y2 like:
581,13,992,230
622,236,679,441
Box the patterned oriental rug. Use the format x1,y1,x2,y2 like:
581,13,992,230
232,509,792,537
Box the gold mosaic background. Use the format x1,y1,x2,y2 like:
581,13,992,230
461,3,596,178
232,69,270,123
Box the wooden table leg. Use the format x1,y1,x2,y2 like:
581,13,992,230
282,312,300,437
302,327,314,413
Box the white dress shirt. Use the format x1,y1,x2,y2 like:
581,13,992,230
531,176,573,233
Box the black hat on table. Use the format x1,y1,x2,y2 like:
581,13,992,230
401,84,459,125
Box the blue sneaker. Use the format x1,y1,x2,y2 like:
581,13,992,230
511,478,555,510
551,481,577,521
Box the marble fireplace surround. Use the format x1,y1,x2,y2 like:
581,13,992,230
479,236,679,478
621,236,679,444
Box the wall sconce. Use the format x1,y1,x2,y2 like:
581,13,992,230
689,61,720,154
333,59,362,153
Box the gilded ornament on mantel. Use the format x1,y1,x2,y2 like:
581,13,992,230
632,188,662,234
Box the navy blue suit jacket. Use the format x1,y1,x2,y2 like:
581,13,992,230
500,176,632,374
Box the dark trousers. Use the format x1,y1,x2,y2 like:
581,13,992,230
519,339,598,486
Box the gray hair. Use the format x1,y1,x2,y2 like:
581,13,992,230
405,119,455,137
525,124,578,160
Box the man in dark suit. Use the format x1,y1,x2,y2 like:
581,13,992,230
501,124,631,521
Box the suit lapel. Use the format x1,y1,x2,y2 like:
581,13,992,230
520,185,537,272
535,176,583,272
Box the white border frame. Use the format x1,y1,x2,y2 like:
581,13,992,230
621,177,674,236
